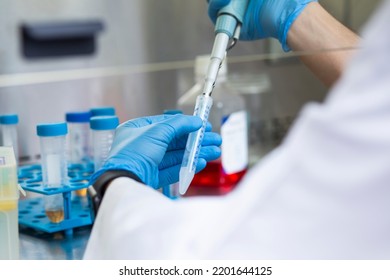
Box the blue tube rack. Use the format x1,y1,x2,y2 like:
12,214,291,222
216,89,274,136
18,163,95,237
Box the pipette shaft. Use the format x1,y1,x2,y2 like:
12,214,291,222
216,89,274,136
203,33,230,96
179,0,249,195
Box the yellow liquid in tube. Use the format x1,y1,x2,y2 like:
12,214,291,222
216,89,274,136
45,209,64,223
75,188,88,197
0,204,19,259
0,147,19,260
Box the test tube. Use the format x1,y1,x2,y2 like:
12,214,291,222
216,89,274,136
66,111,92,197
90,116,119,171
162,110,183,199
66,111,92,165
37,122,68,223
0,114,19,164
0,147,19,259
90,107,116,117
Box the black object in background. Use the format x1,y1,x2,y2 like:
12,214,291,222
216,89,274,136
21,20,104,59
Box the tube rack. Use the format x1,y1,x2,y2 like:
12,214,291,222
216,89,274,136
18,163,94,237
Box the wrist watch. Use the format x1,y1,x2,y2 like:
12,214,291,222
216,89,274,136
88,170,142,214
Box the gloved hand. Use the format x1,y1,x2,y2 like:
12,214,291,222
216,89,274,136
208,0,317,51
90,114,222,189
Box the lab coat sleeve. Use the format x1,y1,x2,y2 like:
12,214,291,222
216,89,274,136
84,178,176,259
83,177,231,259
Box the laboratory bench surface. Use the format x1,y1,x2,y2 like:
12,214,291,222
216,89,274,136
19,225,91,260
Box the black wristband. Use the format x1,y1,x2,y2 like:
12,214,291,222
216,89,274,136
89,170,142,214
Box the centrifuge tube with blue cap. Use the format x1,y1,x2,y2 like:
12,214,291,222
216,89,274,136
66,111,92,197
90,116,119,171
179,0,249,195
66,111,92,165
0,114,19,164
90,106,116,117
37,122,68,223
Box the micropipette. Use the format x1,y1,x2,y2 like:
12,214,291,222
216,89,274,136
179,0,249,195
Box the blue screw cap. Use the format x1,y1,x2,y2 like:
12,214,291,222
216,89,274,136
90,107,116,117
66,111,92,123
163,110,183,115
0,114,19,125
37,122,68,137
90,116,119,131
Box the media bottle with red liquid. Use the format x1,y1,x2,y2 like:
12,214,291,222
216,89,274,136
178,55,248,196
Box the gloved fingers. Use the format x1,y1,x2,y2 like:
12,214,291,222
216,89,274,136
158,158,210,187
167,121,213,150
119,114,201,129
208,0,231,24
159,150,182,170
199,145,221,163
148,115,204,146
118,115,168,129
167,130,222,152
205,122,213,132
159,145,221,170
195,158,208,173
159,165,180,187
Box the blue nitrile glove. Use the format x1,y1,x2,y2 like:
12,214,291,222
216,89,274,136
208,0,317,51
90,114,222,189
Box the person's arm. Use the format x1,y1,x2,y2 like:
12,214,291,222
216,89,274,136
288,2,360,87
208,0,360,87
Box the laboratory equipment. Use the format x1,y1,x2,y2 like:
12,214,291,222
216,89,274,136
90,116,119,171
229,73,273,165
66,111,92,197
179,0,249,195
0,114,19,163
37,122,68,223
66,111,92,165
162,109,183,199
0,147,19,259
18,163,94,236
178,55,248,196
90,106,116,117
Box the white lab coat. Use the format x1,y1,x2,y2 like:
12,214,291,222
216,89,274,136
84,0,390,259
